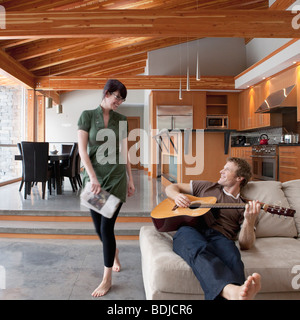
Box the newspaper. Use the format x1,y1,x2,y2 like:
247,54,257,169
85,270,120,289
80,182,120,219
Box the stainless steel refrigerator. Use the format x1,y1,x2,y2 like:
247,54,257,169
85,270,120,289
156,105,193,177
156,105,193,131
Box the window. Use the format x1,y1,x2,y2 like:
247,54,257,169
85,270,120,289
0,85,27,184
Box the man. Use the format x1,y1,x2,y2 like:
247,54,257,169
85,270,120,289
165,157,261,300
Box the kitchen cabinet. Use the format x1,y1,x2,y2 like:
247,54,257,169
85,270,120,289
279,146,300,182
231,146,252,166
206,92,239,129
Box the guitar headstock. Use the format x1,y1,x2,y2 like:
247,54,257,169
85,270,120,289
265,205,295,218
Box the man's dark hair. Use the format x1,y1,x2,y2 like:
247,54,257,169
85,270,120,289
227,157,252,188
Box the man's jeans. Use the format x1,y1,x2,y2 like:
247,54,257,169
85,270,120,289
173,226,245,300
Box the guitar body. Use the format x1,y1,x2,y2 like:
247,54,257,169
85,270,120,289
151,194,296,232
151,195,217,232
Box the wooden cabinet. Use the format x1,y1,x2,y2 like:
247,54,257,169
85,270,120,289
279,146,300,182
206,94,227,115
231,147,252,166
238,88,271,131
206,92,239,129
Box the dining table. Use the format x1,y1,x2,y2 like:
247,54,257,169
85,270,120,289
15,152,70,195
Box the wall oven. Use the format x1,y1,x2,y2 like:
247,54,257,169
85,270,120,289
251,145,278,181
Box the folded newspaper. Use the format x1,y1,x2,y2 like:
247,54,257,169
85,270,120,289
80,182,120,218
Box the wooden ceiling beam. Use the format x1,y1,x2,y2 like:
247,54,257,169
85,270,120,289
31,37,196,76
35,75,236,91
0,49,35,88
1,9,298,39
62,53,147,76
6,38,97,62
23,37,151,71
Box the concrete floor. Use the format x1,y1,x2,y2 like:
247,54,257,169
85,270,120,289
0,170,166,300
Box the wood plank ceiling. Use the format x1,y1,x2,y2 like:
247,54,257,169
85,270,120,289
0,0,294,95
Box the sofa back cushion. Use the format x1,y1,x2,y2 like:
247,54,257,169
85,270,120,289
241,181,298,238
282,179,300,237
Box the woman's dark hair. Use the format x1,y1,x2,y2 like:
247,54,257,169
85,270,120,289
102,79,127,100
227,157,252,188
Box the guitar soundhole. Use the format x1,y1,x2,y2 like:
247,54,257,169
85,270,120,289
189,204,201,210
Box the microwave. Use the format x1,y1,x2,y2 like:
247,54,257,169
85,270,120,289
206,115,228,129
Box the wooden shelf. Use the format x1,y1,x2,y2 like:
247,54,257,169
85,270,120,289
206,94,228,115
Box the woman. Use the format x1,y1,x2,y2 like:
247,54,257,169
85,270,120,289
77,79,135,297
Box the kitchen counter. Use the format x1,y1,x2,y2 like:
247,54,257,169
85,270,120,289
278,143,300,147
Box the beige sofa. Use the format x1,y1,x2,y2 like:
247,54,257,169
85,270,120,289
139,180,300,300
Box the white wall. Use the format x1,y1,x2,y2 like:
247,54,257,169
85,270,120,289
245,38,291,68
148,38,247,76
45,89,145,143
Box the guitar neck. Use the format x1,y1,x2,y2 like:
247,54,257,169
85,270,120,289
190,201,245,210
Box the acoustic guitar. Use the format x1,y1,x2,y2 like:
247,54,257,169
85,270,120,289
151,194,296,232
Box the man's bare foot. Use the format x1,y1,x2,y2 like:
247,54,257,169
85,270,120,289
113,248,121,272
221,273,261,300
91,279,111,297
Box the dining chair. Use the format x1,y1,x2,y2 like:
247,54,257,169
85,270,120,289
59,142,78,192
17,143,24,192
21,141,53,199
75,151,83,188
61,144,73,154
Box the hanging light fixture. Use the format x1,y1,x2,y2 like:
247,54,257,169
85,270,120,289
45,96,53,109
179,78,183,100
196,40,201,81
57,104,63,114
186,65,190,91
186,40,190,91
179,42,183,100
56,48,63,114
196,52,201,81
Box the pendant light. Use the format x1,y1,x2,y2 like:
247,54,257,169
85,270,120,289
45,96,53,109
186,40,190,91
196,40,201,81
56,48,63,114
179,78,183,100
179,41,183,100
57,103,63,114
186,65,190,91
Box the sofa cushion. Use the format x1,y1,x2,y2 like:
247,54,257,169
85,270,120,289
239,237,300,293
282,179,300,237
139,226,204,298
140,226,300,299
241,181,297,238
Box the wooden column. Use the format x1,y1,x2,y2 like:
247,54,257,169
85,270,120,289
37,93,45,142
27,89,36,141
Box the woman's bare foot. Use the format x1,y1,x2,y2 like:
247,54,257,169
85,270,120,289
221,273,261,300
91,279,111,297
113,248,121,272
91,267,112,297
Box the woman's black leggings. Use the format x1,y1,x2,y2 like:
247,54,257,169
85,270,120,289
90,202,123,268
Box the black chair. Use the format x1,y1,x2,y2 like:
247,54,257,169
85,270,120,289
21,141,53,199
59,142,78,192
61,144,73,154
17,143,24,192
75,151,83,188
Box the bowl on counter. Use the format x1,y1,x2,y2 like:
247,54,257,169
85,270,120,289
50,150,58,154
